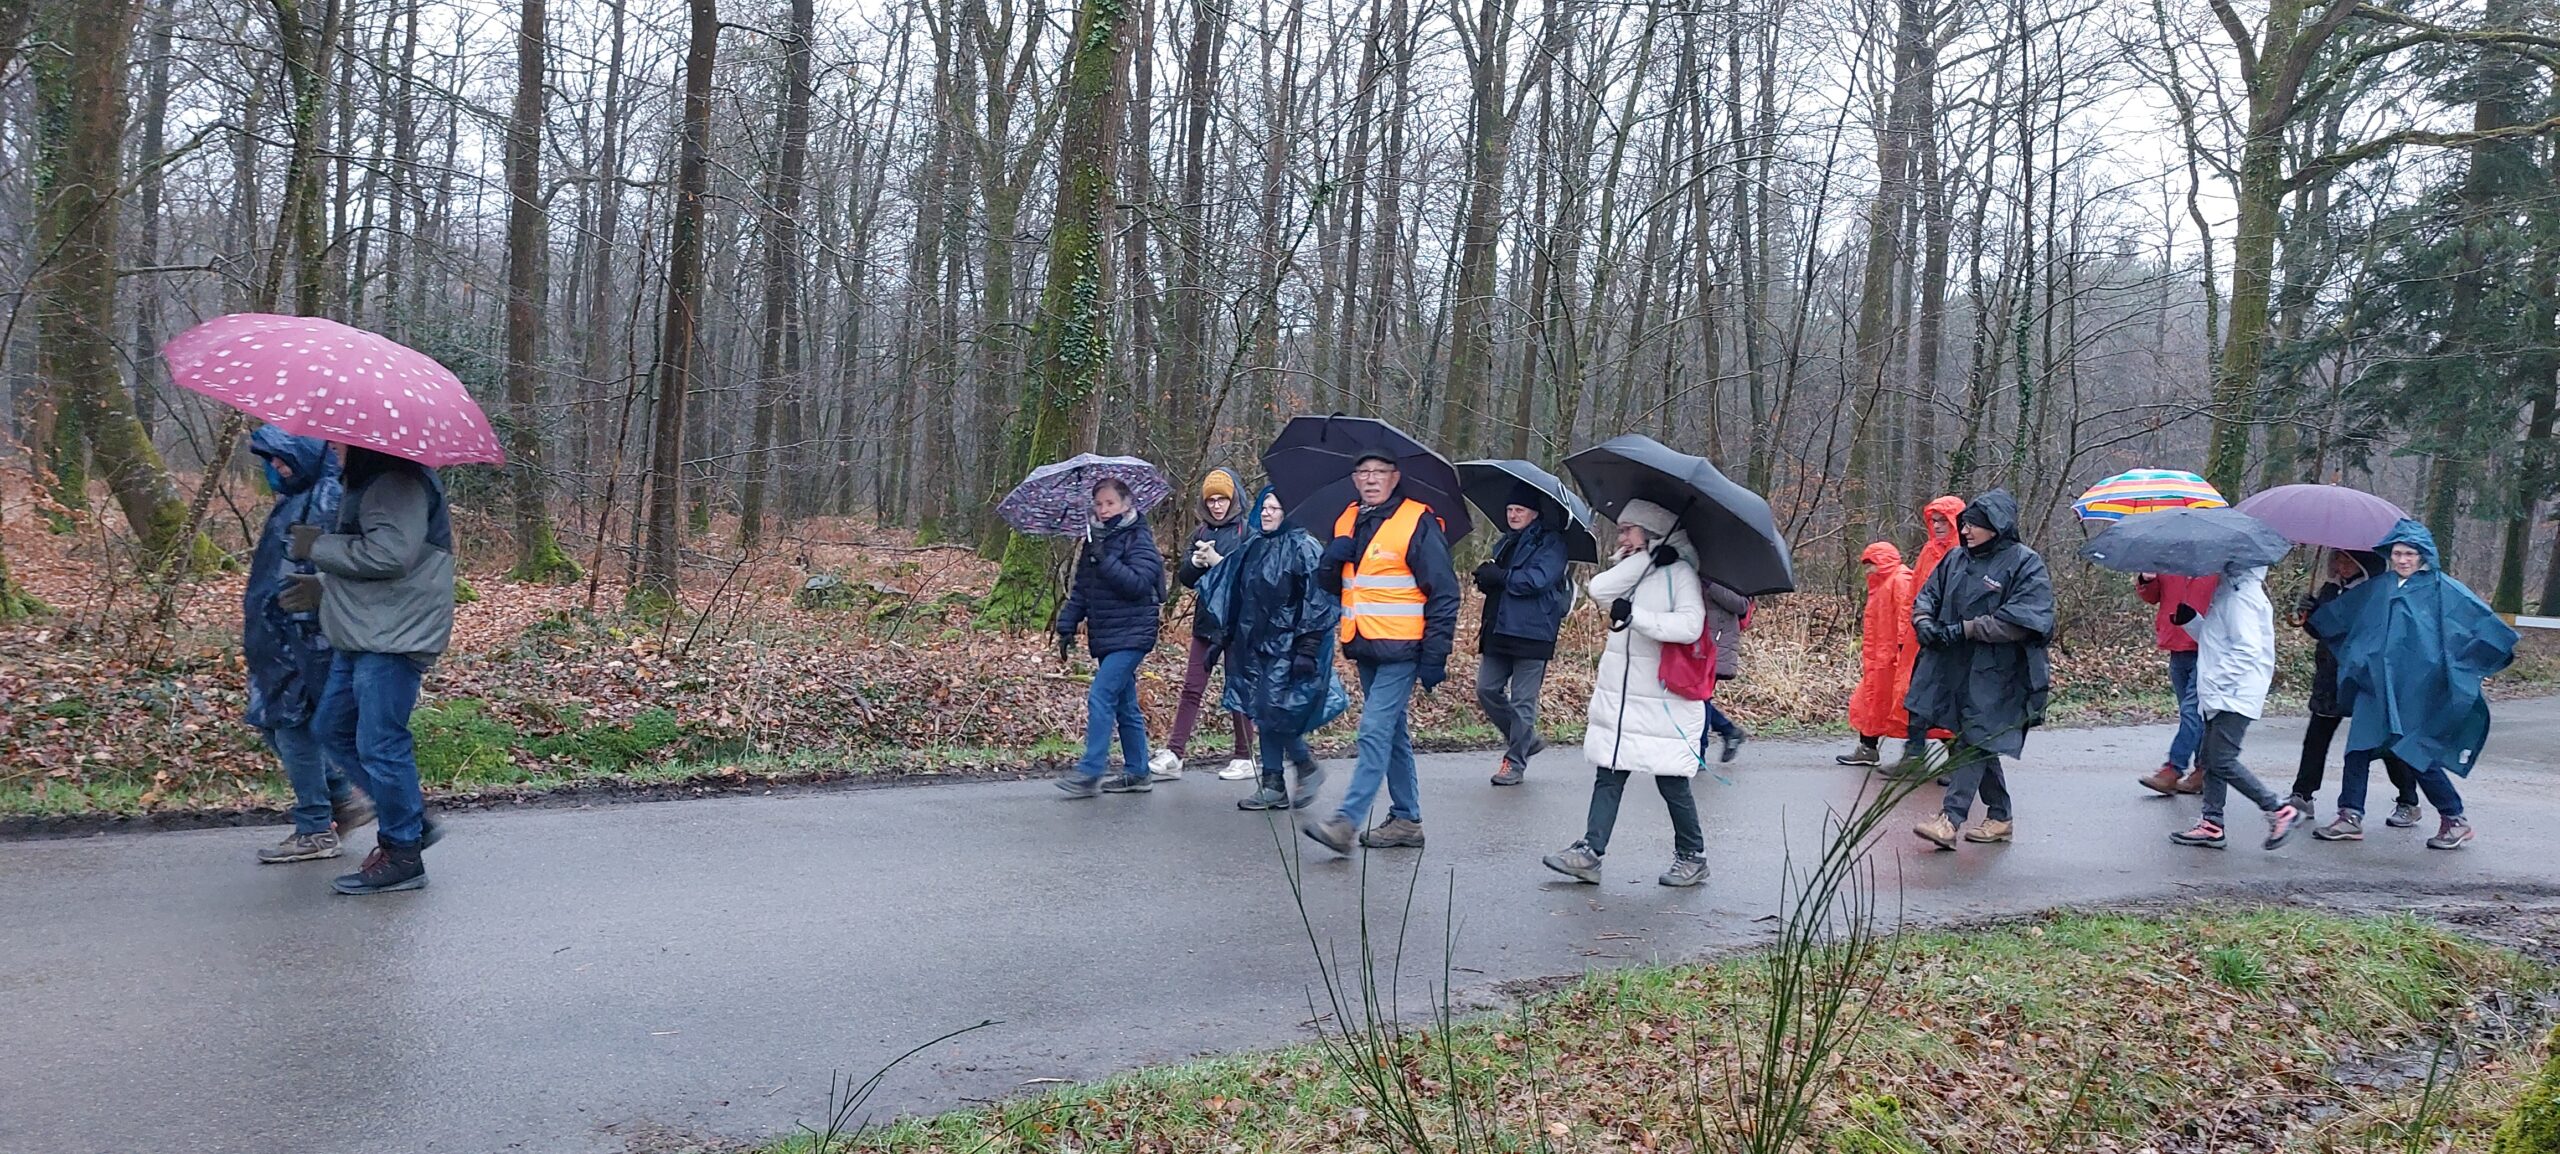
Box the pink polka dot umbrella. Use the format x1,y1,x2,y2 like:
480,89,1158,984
161,313,506,467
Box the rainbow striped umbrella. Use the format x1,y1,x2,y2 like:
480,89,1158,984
2073,468,2226,522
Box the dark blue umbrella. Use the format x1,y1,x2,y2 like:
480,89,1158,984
1562,434,1796,595
2080,507,2293,577
1261,415,1472,544
1456,459,1599,562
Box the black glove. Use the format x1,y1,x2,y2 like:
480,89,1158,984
1418,659,1447,691
1321,535,1359,568
1650,543,1680,568
287,523,324,561
277,572,323,614
2170,603,2198,627
1608,597,1634,630
1915,619,1950,647
1289,651,1319,682
1472,562,1503,594
1057,633,1075,661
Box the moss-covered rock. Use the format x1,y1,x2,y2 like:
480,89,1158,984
2495,1026,2560,1153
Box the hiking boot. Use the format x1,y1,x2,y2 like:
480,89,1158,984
1542,842,1602,884
2387,803,2422,828
1147,749,1184,781
1100,772,1154,793
2282,794,2315,824
331,790,375,833
1836,742,1882,767
1526,734,1549,757
1963,819,2013,844
1490,758,1524,786
1237,786,1290,811
2170,819,2227,849
1301,815,1355,854
2174,768,2205,794
1719,730,1748,764
2427,816,2475,851
1360,818,1426,849
331,838,426,895
1289,759,1327,810
2312,811,2365,841
1658,855,1709,888
418,816,444,850
1913,813,1958,851
2138,765,2183,795
2263,803,2304,850
1217,758,1257,781
1055,773,1101,799
257,829,342,864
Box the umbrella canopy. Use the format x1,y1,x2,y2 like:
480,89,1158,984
1261,415,1472,544
2080,507,2292,577
163,313,504,467
1562,434,1796,595
997,454,1173,537
1456,459,1599,563
2073,468,2226,522
2233,484,2408,551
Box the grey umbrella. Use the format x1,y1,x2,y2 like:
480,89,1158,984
1561,434,1795,595
2080,507,2293,577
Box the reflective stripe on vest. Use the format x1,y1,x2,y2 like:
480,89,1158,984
1334,500,1430,644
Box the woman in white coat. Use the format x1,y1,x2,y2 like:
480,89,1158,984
2168,565,2305,851
1541,499,1712,887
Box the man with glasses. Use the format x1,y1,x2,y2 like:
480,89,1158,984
1300,453,1460,853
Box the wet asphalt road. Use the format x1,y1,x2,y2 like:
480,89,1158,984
5,700,2558,1154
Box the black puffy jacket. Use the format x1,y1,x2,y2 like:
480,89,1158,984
1056,512,1167,657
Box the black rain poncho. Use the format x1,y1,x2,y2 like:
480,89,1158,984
1903,490,2055,758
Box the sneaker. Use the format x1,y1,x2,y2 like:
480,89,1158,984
1490,758,1524,786
1542,842,1602,884
418,816,444,850
1719,730,1748,764
1913,813,1958,851
2263,804,2303,850
2170,819,2227,848
1836,743,1881,767
331,791,375,833
331,838,426,895
2387,803,2422,828
257,829,342,864
1055,773,1101,799
2137,765,2184,795
1301,815,1355,854
1237,786,1290,811
1100,772,1154,793
2174,768,2205,795
1289,758,1327,810
1147,749,1183,781
2427,816,2475,850
1360,818,1426,848
1963,819,2013,844
1217,758,1256,781
1658,855,1709,888
2282,794,2315,824
2312,811,2364,841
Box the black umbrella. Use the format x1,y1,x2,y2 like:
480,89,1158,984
2079,507,2293,577
1456,459,1599,563
1261,414,1472,544
1562,434,1796,595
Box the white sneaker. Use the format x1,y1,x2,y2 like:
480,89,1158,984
1218,759,1256,781
1147,749,1184,781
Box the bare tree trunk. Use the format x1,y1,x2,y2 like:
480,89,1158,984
576,0,627,495
638,0,719,609
740,0,815,548
503,0,574,581
129,0,174,440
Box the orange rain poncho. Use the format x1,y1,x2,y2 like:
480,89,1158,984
1848,541,1917,739
1908,495,1967,742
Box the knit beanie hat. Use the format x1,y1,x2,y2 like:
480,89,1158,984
1617,499,1678,540
1201,470,1239,503
1504,483,1543,513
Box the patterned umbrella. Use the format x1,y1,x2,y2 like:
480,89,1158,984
163,313,505,466
997,454,1173,537
2073,468,2226,522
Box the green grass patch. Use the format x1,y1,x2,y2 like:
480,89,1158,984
411,698,520,787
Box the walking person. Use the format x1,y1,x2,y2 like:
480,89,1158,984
1540,502,1712,887
1160,467,1255,782
1906,490,2053,851
2134,570,2219,796
1220,488,1343,810
1838,542,1916,766
2287,550,2423,833
2164,565,2306,850
1300,453,1460,853
1893,495,1969,766
1474,486,1571,786
286,445,457,894
1054,477,1169,799
244,426,371,864
2309,521,2519,849
1701,581,1752,762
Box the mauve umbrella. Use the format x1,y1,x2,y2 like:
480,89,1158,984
997,454,1173,537
1456,459,1599,563
2080,507,2293,577
1260,415,1472,543
1562,434,1796,595
162,313,504,466
2233,484,2408,551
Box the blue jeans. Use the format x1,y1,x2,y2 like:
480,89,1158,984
1074,649,1151,781
265,722,359,836
1338,660,1421,826
315,651,428,844
1258,729,1313,791
2164,650,2202,769
2340,749,2464,819
1707,698,1741,739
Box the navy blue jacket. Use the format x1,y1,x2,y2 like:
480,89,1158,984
1056,512,1167,657
1476,520,1571,658
242,426,341,730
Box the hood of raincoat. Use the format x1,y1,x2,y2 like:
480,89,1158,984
2378,518,2438,569
1962,489,2023,555
242,426,342,730
253,425,334,497
1915,495,1967,581
1218,486,1350,733
2191,565,2277,719
1861,541,1905,588
2310,518,2518,773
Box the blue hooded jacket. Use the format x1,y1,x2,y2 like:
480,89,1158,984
1219,487,1350,734
243,426,342,730
1477,517,1571,658
2309,519,2518,775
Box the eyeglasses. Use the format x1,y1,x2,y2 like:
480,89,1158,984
1352,467,1398,480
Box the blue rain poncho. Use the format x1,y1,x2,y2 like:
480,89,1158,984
1219,488,1351,734
2309,520,2519,775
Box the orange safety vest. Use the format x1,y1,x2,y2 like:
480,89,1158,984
1335,500,1430,645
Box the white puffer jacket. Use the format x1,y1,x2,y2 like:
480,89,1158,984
1583,544,1708,777
2192,565,2277,719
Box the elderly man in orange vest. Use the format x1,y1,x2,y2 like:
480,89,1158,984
1300,451,1461,854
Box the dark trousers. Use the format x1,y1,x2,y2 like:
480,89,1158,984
2341,749,2465,819
1939,743,2011,824
2289,713,2417,809
1257,729,1313,791
2197,710,2281,825
1475,653,1549,767
1166,636,1252,758
1706,694,1741,738
1583,768,1704,858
